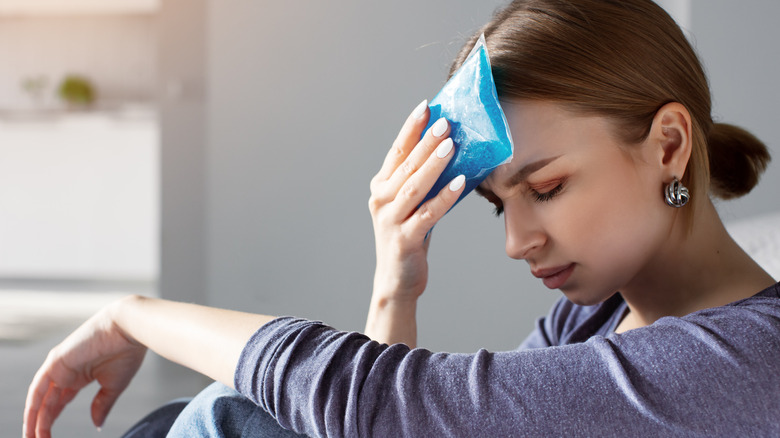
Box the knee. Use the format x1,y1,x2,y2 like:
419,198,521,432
167,382,262,437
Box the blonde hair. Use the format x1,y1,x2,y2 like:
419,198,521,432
452,0,770,202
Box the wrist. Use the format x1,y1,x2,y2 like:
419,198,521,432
365,292,418,347
369,292,418,313
372,268,426,302
371,285,421,304
109,294,148,347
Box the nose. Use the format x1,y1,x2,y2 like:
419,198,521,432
504,203,547,260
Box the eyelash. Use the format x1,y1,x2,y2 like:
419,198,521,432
532,183,565,203
490,181,565,217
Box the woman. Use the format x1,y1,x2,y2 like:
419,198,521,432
24,0,778,436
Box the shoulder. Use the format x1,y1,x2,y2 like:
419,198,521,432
521,293,626,348
672,281,780,329
666,281,780,341
606,282,780,368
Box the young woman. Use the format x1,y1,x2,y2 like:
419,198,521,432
24,0,778,436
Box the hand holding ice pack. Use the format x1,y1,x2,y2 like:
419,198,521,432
419,34,513,212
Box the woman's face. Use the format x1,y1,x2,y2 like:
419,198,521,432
477,100,673,305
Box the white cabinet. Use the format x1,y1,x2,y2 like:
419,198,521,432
0,111,158,279
0,0,158,15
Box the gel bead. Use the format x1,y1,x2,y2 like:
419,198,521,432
419,34,513,213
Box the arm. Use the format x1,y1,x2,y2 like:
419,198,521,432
113,295,275,385
364,100,463,347
24,100,462,436
239,303,780,437
23,295,275,438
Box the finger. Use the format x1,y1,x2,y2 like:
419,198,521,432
25,348,89,438
381,117,451,201
24,367,54,438
34,383,65,438
390,137,455,222
91,387,122,429
374,99,430,182
39,386,77,438
402,174,466,242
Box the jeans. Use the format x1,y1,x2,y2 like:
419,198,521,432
121,382,307,438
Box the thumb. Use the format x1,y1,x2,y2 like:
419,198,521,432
91,387,121,429
423,229,433,250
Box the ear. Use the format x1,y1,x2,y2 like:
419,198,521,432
647,102,693,183
647,102,693,181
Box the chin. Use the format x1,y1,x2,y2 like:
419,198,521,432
559,284,616,307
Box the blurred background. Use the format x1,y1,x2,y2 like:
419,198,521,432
1,0,778,436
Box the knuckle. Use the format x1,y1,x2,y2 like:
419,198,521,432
401,182,419,199
369,193,392,213
390,137,403,152
369,186,394,208
390,142,405,157
400,160,417,177
45,346,61,363
367,196,379,212
417,204,435,223
369,176,380,194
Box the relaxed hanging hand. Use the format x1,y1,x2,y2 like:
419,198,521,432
24,295,276,438
23,300,146,438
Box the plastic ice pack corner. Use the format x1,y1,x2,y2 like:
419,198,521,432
420,34,514,214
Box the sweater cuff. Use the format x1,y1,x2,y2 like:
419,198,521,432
233,316,321,406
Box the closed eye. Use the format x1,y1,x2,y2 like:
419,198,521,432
532,182,565,203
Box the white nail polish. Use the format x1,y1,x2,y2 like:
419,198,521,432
411,99,428,119
436,138,453,158
431,117,448,137
449,174,466,191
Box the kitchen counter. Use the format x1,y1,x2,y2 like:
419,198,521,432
0,103,158,123
0,105,159,280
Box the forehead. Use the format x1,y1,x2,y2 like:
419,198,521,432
481,100,620,190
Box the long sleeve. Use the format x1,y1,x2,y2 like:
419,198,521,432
235,295,780,437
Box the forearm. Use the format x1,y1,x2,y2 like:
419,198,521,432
241,312,780,437
111,295,276,387
364,292,418,348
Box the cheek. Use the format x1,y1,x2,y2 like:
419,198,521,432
545,160,668,291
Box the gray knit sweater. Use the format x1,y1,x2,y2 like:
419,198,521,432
236,283,780,437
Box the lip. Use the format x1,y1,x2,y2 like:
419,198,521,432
532,263,575,289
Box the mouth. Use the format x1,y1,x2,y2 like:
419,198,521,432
532,263,575,289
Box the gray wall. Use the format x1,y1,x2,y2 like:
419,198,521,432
690,0,780,221
204,1,545,353
161,1,780,354
159,0,207,305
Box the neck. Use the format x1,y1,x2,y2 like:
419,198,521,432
616,199,775,332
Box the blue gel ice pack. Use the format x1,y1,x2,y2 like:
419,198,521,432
420,34,513,212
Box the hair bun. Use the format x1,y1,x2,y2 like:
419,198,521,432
707,123,771,199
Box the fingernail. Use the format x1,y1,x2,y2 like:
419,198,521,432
97,426,102,432
449,174,466,191
436,138,453,158
431,117,448,137
411,99,427,119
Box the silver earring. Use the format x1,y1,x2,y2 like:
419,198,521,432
664,177,690,208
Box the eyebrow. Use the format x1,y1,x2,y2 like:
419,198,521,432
474,155,561,199
504,156,562,189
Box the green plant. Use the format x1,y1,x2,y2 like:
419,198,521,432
58,75,96,106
